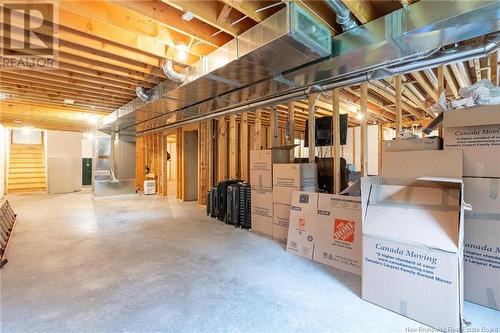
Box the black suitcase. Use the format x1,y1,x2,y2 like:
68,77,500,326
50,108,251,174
225,184,239,225
210,187,217,218
217,179,241,221
206,190,211,216
238,182,251,229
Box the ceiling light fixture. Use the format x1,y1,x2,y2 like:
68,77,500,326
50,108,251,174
87,115,98,125
63,98,75,105
356,112,364,120
175,43,188,61
0,92,13,100
182,11,194,21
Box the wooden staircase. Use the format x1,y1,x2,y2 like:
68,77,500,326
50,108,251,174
7,144,47,193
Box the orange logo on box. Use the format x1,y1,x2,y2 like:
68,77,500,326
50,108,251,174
333,219,355,242
298,218,306,231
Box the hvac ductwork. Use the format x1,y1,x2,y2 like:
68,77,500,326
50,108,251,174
324,0,358,31
137,36,500,134
135,87,151,102
98,0,500,136
162,60,186,83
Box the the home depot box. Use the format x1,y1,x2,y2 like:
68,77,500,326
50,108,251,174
361,177,465,332
463,177,500,311
312,193,362,275
443,105,500,177
251,186,273,238
286,191,319,260
383,137,442,152
250,147,291,188
273,203,290,243
273,164,317,205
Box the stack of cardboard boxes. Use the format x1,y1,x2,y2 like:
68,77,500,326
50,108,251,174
249,148,290,238
272,163,317,243
286,191,363,276
443,105,500,311
361,150,465,332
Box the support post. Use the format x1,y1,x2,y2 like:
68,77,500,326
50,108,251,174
308,94,317,163
254,110,262,150
332,89,341,194
437,66,445,137
360,82,368,176
240,113,249,182
394,75,402,140
270,105,278,148
229,114,238,179
217,117,227,181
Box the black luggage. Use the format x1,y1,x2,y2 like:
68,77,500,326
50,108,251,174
237,182,251,229
225,184,239,225
210,187,217,218
217,179,241,221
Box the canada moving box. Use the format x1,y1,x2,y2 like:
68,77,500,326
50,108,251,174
361,177,465,332
313,194,362,275
273,164,317,205
463,177,500,311
443,105,500,178
273,203,290,243
286,191,319,260
383,137,442,152
251,187,273,237
250,148,291,188
361,150,465,331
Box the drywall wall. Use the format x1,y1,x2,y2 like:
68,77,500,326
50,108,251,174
82,135,93,159
183,130,198,201
46,131,83,193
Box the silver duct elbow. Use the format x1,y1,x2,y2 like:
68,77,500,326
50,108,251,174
162,60,186,83
136,86,151,102
324,0,358,31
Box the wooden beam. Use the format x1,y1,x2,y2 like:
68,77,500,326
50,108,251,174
342,0,379,24
286,101,295,146
437,66,445,137
270,106,278,148
394,75,403,140
360,82,368,176
220,0,267,22
240,113,249,182
207,120,214,188
163,1,247,36
254,110,262,150
332,89,341,194
443,66,459,98
217,117,228,181
198,122,209,204
412,71,438,103
176,128,183,199
229,114,238,179
118,0,230,48
490,50,498,86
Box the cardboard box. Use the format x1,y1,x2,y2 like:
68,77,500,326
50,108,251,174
251,186,273,238
273,203,290,243
251,214,273,238
463,177,500,311
286,191,319,260
443,105,500,178
361,177,465,332
383,137,442,152
313,194,362,275
249,148,291,187
382,150,463,180
273,164,317,205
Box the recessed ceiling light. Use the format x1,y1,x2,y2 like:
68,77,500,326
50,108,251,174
356,112,364,120
64,99,75,105
13,119,21,124
91,105,96,109
182,11,194,21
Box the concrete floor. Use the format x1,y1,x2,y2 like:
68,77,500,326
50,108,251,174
1,191,498,333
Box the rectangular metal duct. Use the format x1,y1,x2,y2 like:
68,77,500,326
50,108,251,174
100,0,500,135
99,3,331,134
